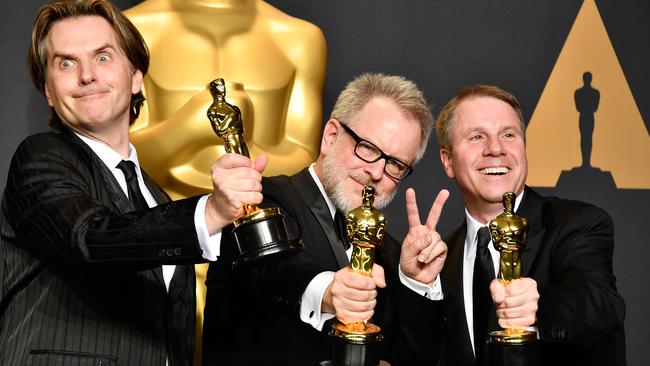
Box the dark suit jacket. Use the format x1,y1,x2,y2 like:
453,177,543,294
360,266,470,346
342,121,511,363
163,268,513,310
412,187,625,366
202,168,444,366
0,128,205,366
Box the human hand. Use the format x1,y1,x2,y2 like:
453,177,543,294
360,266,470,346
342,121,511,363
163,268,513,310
399,188,450,285
205,153,268,233
490,277,539,328
322,264,387,324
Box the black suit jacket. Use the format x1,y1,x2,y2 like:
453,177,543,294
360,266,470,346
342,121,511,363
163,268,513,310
413,187,625,366
0,128,205,366
202,168,444,366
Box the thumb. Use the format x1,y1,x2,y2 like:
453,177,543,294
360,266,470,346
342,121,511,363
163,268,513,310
371,264,386,288
253,154,268,173
490,279,506,305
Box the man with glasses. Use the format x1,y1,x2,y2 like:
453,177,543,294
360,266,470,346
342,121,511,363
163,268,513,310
202,73,448,365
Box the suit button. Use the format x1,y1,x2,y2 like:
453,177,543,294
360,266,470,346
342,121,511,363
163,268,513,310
166,248,174,256
174,247,182,255
158,249,166,257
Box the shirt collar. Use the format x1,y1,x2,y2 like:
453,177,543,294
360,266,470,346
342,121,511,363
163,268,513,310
74,132,141,172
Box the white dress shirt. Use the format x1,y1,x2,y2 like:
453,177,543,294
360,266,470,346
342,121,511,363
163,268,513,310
462,191,524,354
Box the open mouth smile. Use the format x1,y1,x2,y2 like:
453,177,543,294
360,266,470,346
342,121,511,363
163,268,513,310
480,166,508,175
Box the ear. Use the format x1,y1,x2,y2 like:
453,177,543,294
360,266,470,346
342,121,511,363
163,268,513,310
319,119,340,156
131,68,143,94
440,148,455,179
44,83,54,107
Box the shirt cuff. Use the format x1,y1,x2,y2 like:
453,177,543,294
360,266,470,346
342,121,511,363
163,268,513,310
299,271,336,331
195,195,222,261
398,264,444,300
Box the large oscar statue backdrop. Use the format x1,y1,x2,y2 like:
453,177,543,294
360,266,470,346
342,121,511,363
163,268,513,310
2,1,648,365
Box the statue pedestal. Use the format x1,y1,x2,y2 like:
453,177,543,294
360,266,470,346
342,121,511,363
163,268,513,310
488,331,539,366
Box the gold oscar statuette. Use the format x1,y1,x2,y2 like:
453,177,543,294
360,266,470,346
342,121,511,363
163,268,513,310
328,185,384,366
207,78,303,266
487,192,539,366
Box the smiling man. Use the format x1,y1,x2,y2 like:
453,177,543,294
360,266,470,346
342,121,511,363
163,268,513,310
203,73,449,365
412,85,625,366
0,1,266,365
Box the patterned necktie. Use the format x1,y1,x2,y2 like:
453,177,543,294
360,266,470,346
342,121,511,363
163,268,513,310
473,226,495,361
116,160,149,210
334,210,350,250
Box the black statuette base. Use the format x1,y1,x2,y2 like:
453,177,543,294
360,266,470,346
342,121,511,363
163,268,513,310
489,341,540,366
321,337,382,366
232,213,303,267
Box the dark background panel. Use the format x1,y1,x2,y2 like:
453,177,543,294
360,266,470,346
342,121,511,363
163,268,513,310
1,1,646,364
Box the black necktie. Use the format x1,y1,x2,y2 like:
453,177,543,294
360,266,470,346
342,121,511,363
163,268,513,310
473,226,495,362
116,160,149,210
334,210,350,250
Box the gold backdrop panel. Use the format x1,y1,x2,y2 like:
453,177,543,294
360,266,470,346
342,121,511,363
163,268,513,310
126,0,327,199
125,2,327,365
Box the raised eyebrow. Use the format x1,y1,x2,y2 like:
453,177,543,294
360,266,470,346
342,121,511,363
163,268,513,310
50,43,116,62
94,43,116,55
50,52,75,63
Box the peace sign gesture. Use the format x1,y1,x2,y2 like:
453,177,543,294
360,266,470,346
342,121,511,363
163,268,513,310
400,188,450,285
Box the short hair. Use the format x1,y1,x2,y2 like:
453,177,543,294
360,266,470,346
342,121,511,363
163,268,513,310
436,84,525,151
28,0,149,128
330,73,433,162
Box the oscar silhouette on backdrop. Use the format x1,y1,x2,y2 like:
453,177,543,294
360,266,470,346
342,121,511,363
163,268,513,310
557,71,616,193
575,71,599,168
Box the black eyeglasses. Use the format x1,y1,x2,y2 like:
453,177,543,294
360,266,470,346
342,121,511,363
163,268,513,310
339,122,413,180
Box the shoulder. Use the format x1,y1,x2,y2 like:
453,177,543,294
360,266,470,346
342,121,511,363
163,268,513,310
259,2,326,50
14,130,86,163
260,172,306,213
538,194,613,229
262,173,295,197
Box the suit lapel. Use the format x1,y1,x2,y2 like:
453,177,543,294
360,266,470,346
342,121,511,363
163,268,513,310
63,129,133,213
444,223,466,304
516,187,546,276
291,169,349,268
443,223,477,365
67,128,168,293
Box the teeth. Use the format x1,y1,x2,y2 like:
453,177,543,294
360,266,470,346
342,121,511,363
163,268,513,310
481,167,508,175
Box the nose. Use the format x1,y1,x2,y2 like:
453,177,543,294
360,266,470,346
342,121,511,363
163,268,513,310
78,60,97,85
363,159,385,182
483,136,504,156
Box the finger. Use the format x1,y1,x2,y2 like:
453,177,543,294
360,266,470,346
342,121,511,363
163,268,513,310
490,279,506,305
423,239,447,264
425,189,450,231
336,308,375,325
405,188,422,229
496,303,538,322
417,241,435,263
504,277,537,297
253,154,268,173
333,297,377,313
215,153,254,169
340,269,377,291
371,264,386,288
404,233,433,261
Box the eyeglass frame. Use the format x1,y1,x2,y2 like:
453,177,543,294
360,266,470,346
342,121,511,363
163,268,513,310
337,121,414,180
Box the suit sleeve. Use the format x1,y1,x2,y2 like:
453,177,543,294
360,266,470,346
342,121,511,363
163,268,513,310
2,134,204,269
536,202,625,347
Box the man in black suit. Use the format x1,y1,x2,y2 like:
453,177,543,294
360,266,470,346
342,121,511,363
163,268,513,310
0,1,267,365
202,73,449,365
410,84,625,366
